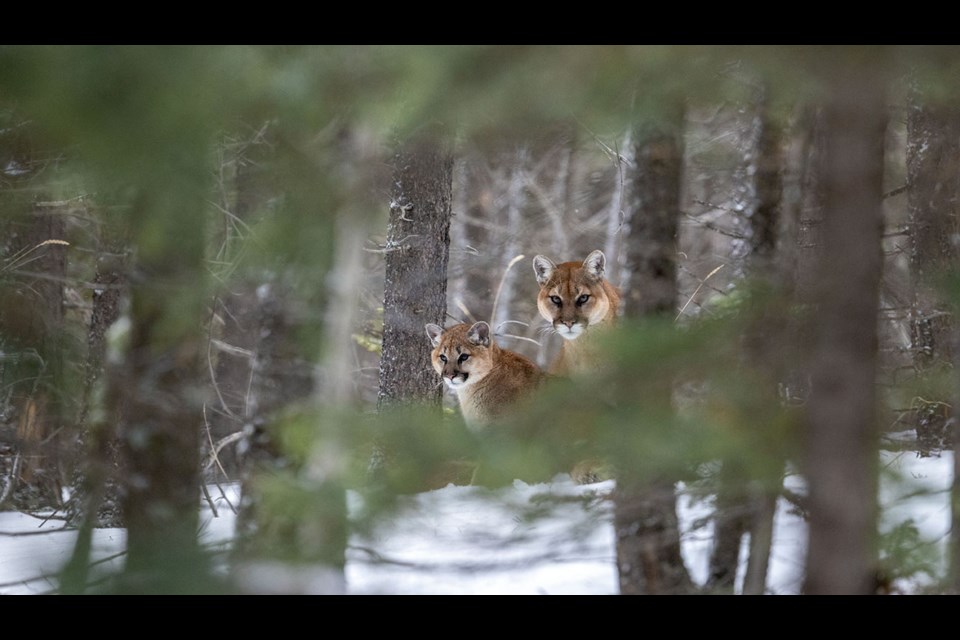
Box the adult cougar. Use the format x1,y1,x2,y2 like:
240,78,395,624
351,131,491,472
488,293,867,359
532,249,620,376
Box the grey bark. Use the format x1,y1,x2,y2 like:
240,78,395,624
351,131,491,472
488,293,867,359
234,280,345,574
377,125,453,410
621,125,684,318
906,100,960,455
803,56,887,595
603,131,630,283
61,241,127,593
119,295,208,591
117,191,211,592
742,491,778,595
905,97,960,589
708,90,785,595
615,113,694,595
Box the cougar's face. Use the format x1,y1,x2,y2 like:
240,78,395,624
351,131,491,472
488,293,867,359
434,341,479,388
425,322,494,389
534,254,611,342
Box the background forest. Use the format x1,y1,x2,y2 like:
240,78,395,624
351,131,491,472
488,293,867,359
0,45,958,594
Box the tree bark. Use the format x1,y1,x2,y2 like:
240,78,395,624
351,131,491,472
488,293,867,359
61,239,127,593
615,112,694,595
621,125,684,318
742,491,778,595
803,55,887,595
904,95,960,590
117,192,210,592
906,100,960,454
232,278,347,591
377,125,453,410
229,123,374,593
708,89,785,595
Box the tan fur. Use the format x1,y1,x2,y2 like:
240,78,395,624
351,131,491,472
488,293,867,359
532,250,621,485
426,321,543,430
532,250,621,376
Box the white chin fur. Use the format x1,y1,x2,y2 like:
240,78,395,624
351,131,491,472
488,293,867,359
556,325,584,341
445,377,467,389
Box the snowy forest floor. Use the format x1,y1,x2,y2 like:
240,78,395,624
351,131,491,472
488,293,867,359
0,447,952,595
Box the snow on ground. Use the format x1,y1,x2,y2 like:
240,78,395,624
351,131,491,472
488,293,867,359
0,451,952,595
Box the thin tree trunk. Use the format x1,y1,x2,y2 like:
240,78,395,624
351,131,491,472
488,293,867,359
377,125,453,410
742,490,777,595
707,489,748,592
232,278,346,592
708,89,785,595
616,112,694,595
604,131,630,285
904,96,960,590
620,125,684,317
118,193,210,593
60,238,127,594
803,54,887,595
906,100,960,454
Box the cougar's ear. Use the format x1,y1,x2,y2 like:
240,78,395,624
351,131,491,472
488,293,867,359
583,250,606,280
533,255,556,286
425,323,444,347
467,321,491,347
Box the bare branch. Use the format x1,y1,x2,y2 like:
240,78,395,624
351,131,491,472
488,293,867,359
490,254,526,328
676,264,726,322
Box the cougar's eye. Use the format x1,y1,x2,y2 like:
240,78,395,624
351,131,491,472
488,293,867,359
576,294,591,306
550,295,562,306
458,353,470,364
439,354,447,363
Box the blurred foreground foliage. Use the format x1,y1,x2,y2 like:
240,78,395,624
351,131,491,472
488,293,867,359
1,45,959,592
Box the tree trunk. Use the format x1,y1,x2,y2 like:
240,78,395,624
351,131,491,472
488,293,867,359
803,55,887,595
621,125,684,318
906,100,960,454
742,491,778,595
231,125,375,593
708,89,785,595
377,125,453,410
232,278,347,592
615,113,694,595
117,193,210,593
904,96,960,590
706,489,748,592
61,239,127,593
603,131,630,283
